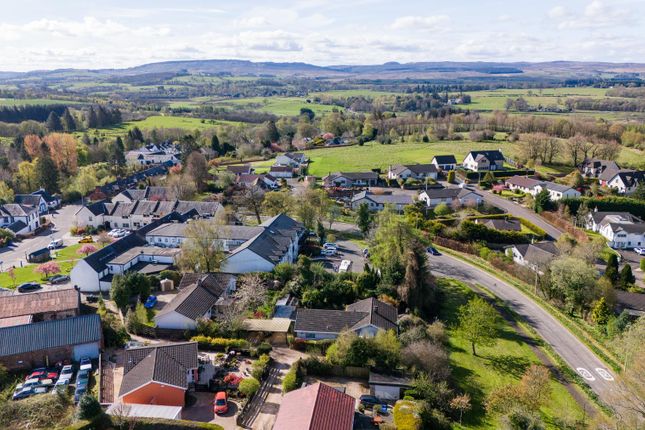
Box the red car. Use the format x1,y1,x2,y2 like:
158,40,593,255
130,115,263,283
214,391,228,415
26,368,47,380
46,368,59,380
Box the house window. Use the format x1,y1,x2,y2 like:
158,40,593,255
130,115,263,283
305,333,317,339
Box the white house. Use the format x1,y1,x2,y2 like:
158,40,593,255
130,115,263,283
154,273,236,330
125,143,179,167
507,241,559,273
322,171,379,188
268,165,294,178
418,187,483,208
237,174,279,190
505,176,580,201
387,164,438,181
294,298,398,340
579,159,620,178
462,150,505,171
585,211,642,233
274,152,307,168
431,155,458,171
0,204,40,235
14,194,48,215
146,223,264,252
605,170,645,194
599,222,645,249
350,191,414,212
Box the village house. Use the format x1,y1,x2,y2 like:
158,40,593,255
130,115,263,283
505,176,580,201
126,143,180,167
269,165,294,178
605,170,645,194
95,161,174,197
599,222,645,249
387,164,438,181
274,152,308,168
350,190,414,212
295,297,398,340
418,187,483,208
273,382,355,430
431,155,458,171
507,241,559,272
226,164,254,176
236,173,279,190
112,186,175,203
579,159,621,178
462,150,505,171
154,273,237,330
475,218,521,232
0,203,41,235
323,171,379,188
13,194,48,215
0,288,80,327
585,211,643,232
118,342,198,407
0,314,102,371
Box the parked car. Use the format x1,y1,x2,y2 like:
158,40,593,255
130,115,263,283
322,242,338,250
359,395,382,408
26,368,47,380
12,385,35,401
107,229,122,237
45,368,59,380
17,282,41,293
79,357,92,372
47,239,64,249
53,378,70,394
59,365,74,381
321,248,337,256
634,247,645,256
74,386,87,403
144,295,158,309
362,248,369,257
214,391,229,415
86,295,99,303
49,275,70,285
427,246,441,256
78,236,94,244
36,379,54,392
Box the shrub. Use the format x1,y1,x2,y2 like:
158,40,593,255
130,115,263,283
239,377,261,398
190,335,249,351
0,228,15,247
76,394,102,420
256,342,272,356
282,361,303,393
159,270,182,286
301,356,333,376
641,259,645,272
251,354,271,380
393,400,422,430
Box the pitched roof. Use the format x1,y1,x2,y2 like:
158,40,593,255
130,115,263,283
512,241,559,265
506,176,540,189
14,194,43,207
0,288,79,319
155,273,234,320
468,150,504,162
346,297,398,332
368,371,412,387
609,223,645,234
589,211,640,225
610,170,645,187
0,314,101,357
295,298,397,334
421,187,478,200
0,203,37,217
227,165,252,174
481,218,522,231
389,164,437,176
432,155,457,164
615,290,645,314
31,189,59,203
324,171,379,181
242,318,292,333
351,191,414,206
273,382,355,430
120,342,198,397
270,166,293,173
5,220,27,233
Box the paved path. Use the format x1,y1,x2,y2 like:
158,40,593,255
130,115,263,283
429,252,617,408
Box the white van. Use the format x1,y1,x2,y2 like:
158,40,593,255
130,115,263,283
48,239,64,249
338,259,352,273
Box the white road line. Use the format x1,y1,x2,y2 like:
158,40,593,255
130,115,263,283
576,367,596,381
595,368,615,381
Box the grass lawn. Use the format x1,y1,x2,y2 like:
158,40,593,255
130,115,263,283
0,243,84,288
213,96,343,116
438,278,586,429
0,97,82,106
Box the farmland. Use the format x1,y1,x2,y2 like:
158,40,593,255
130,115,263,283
212,96,343,116
0,98,82,106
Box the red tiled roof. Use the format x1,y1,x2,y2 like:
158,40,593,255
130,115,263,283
273,383,354,430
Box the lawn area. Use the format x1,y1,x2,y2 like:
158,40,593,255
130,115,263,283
0,97,82,106
213,96,343,116
465,87,611,112
308,89,400,97
437,278,586,430
0,243,83,288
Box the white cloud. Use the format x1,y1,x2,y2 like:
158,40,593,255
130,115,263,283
390,15,450,31
548,6,568,19
554,0,634,29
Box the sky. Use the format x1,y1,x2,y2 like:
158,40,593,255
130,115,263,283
0,0,643,72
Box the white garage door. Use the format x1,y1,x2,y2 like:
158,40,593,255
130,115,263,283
373,385,401,401
73,342,99,361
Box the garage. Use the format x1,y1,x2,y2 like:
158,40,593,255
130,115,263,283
369,371,411,401
73,342,100,361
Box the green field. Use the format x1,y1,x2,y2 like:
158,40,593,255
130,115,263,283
212,96,343,116
465,87,610,112
0,98,81,106
438,279,586,429
308,89,400,97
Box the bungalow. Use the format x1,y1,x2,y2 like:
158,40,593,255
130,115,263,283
350,191,414,212
226,165,254,176
0,203,40,235
579,159,621,178
269,165,294,178
462,150,505,171
605,170,645,194
599,222,645,249
507,241,559,272
615,290,645,316
0,314,102,371
294,297,397,340
273,382,355,430
322,171,379,188
0,288,80,326
505,176,580,201
154,273,237,330
14,194,48,215
431,155,458,171
237,174,279,190
387,164,438,181
475,218,521,232
585,211,642,233
119,342,198,407
275,152,308,168
146,222,263,251
418,187,483,208
126,143,179,167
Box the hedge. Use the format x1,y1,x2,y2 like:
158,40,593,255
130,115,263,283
457,214,546,238
455,220,535,244
282,360,303,393
561,196,645,218
190,335,249,351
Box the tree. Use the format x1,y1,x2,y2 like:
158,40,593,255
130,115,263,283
316,220,326,245
433,203,451,217
619,264,636,290
112,137,126,167
550,257,598,316
76,394,102,420
186,151,209,191
16,161,37,193
167,173,197,200
605,253,619,284
356,203,373,236
568,170,584,188
457,296,499,356
178,218,226,272
239,377,260,397
35,261,61,279
0,181,14,203
46,111,63,132
532,189,552,213
210,134,221,154
236,185,265,224
7,267,16,287
61,108,77,131
72,166,99,195
400,243,436,318
233,274,267,312
78,244,97,256
262,191,294,216
35,146,60,193
446,170,456,184
591,297,612,325
487,365,551,415
44,133,78,174
327,204,340,230
110,275,130,313
401,340,450,380
96,232,113,248
450,393,472,425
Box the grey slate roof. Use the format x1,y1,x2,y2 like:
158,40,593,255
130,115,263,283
389,164,437,176
0,203,36,217
481,218,522,231
156,273,234,320
14,195,43,207
512,241,559,265
228,214,304,264
324,171,379,182
351,191,414,206
295,298,397,334
120,342,198,397
5,220,26,233
609,223,645,234
346,297,398,332
432,155,457,164
589,212,640,225
469,150,504,162
0,314,101,357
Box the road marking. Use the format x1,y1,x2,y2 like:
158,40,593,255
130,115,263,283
595,368,614,381
576,368,596,381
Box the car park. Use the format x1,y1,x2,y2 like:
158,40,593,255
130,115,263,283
26,368,47,380
214,391,229,415
17,282,41,293
46,368,59,380
47,239,64,249
49,275,70,285
635,247,645,256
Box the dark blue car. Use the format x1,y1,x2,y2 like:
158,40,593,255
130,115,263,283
144,295,158,309
427,246,441,256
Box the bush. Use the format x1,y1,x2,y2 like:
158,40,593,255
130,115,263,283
301,356,333,376
282,361,303,393
256,342,272,356
251,354,271,380
62,190,82,204
76,394,102,420
0,228,15,247
239,377,261,398
393,400,422,430
190,335,249,351
159,270,182,286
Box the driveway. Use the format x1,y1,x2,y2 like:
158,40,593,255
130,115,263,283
429,252,617,408
183,391,240,430
0,204,81,270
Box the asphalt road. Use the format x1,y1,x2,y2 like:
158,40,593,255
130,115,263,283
429,252,617,407
0,204,81,270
